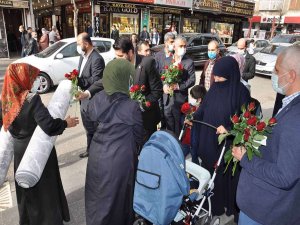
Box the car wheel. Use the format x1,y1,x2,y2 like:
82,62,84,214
37,73,51,94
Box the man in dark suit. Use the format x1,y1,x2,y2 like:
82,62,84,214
163,35,195,137
135,41,163,139
139,25,150,43
75,32,105,158
237,38,256,82
110,25,119,41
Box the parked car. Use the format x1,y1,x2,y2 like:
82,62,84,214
226,38,270,55
14,37,115,93
253,44,289,76
270,34,300,45
151,33,227,66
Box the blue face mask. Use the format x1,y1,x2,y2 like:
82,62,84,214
271,72,290,95
208,51,217,60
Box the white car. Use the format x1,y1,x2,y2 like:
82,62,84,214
14,37,115,93
253,44,289,77
226,39,270,55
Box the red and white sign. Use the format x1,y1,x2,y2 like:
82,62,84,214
154,0,193,8
261,16,284,24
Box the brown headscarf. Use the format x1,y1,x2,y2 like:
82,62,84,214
1,63,40,131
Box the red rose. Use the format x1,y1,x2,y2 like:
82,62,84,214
129,86,135,93
244,128,251,136
243,111,251,118
178,63,184,70
181,102,191,114
164,65,169,69
248,102,256,112
256,122,266,131
133,84,140,92
191,106,197,113
244,133,250,142
141,85,146,91
145,101,151,107
268,118,277,126
161,76,166,81
231,114,240,123
247,116,257,126
72,69,79,77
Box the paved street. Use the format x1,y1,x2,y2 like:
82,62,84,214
0,64,275,225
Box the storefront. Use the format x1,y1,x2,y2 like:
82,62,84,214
1,0,29,58
65,1,91,37
95,1,142,38
284,16,300,34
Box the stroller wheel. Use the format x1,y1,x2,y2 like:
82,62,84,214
209,217,220,225
194,214,210,225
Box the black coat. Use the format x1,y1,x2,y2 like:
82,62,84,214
26,38,39,56
8,94,69,225
242,51,256,82
85,91,144,225
110,29,119,41
135,55,163,133
78,49,105,95
140,31,150,41
163,55,196,107
154,49,172,74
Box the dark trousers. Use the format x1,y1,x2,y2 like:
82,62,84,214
164,105,182,137
80,104,97,152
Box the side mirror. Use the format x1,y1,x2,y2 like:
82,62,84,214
56,53,64,59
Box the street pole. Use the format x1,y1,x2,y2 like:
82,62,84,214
29,0,35,30
91,0,94,37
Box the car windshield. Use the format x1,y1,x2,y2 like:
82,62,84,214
35,41,67,58
270,36,291,43
260,45,286,55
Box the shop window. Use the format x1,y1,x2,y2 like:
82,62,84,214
59,42,79,58
93,41,112,53
112,13,139,35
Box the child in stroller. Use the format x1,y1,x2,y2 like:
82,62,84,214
133,130,227,225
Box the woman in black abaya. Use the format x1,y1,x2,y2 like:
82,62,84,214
193,56,251,221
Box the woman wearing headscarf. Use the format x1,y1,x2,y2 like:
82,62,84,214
193,56,251,222
0,63,79,225
85,58,144,225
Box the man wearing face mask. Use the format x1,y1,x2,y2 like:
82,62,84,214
163,35,195,137
232,45,300,225
199,40,221,90
237,38,256,82
155,32,175,74
75,32,105,158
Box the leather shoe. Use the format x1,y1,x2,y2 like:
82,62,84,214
79,151,89,158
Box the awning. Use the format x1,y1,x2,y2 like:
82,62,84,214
249,16,261,23
284,16,300,24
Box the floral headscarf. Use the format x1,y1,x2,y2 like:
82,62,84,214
1,63,40,131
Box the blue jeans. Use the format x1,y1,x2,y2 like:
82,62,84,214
239,211,262,225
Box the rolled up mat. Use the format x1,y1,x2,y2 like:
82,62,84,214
0,127,14,186
15,80,72,188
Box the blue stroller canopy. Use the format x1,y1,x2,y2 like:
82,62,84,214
134,131,190,225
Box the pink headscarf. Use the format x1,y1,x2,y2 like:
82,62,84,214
231,53,245,76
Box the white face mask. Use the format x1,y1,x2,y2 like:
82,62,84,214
177,47,186,57
271,72,290,95
238,49,245,55
168,44,174,52
77,45,84,55
31,78,41,93
189,98,198,106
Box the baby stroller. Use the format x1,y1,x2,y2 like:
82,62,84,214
133,127,227,225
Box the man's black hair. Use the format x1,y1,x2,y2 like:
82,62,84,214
190,85,207,100
113,36,134,54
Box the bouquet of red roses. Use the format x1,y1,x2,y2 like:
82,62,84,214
161,63,183,96
65,69,79,98
181,102,197,121
218,102,277,175
129,84,151,111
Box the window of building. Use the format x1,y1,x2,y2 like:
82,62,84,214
112,13,139,35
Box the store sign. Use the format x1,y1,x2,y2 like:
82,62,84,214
222,0,254,17
141,8,150,30
111,0,154,3
0,0,28,8
261,16,284,24
151,7,181,14
97,2,139,14
154,0,193,8
193,0,221,12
